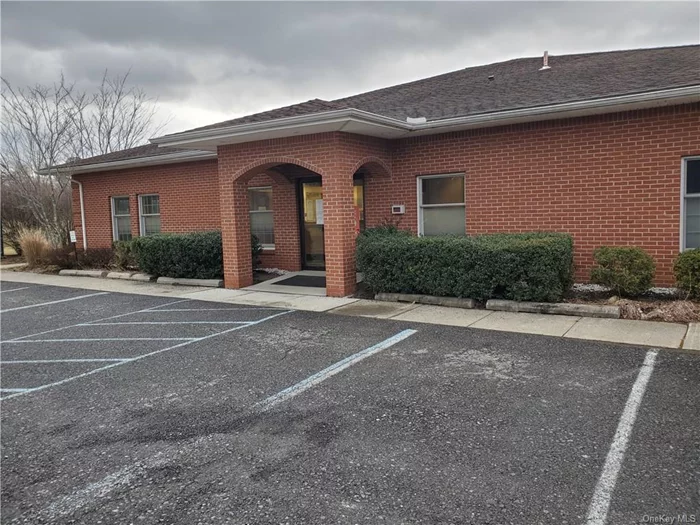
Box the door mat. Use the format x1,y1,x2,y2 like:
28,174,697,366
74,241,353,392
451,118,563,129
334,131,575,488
274,275,326,288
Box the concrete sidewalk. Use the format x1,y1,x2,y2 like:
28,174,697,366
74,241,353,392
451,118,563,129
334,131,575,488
1,271,695,350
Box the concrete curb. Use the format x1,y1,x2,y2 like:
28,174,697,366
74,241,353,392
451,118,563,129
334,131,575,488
59,269,108,278
106,271,135,280
156,277,223,288
375,293,476,309
486,299,620,319
130,273,155,282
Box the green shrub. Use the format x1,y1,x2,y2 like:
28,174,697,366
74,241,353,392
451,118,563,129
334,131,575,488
251,234,263,268
590,246,655,297
131,231,223,279
674,249,700,299
356,230,574,302
113,240,138,271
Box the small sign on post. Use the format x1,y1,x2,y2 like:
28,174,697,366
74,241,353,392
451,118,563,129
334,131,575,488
69,230,78,262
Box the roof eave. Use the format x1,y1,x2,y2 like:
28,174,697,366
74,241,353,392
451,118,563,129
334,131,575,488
62,150,217,175
150,86,700,150
149,109,412,150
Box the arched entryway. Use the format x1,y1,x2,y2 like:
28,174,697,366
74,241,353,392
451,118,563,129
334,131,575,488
217,135,392,297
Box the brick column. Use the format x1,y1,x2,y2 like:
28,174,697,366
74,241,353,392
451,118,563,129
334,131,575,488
221,178,253,289
271,178,302,271
323,170,356,297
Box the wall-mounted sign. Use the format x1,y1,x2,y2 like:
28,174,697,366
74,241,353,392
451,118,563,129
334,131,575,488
315,199,324,225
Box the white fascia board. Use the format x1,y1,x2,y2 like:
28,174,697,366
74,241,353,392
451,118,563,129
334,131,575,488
150,86,700,149
65,150,217,175
409,85,700,135
150,109,411,149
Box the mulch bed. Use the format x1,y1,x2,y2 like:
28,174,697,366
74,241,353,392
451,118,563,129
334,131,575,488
564,286,699,323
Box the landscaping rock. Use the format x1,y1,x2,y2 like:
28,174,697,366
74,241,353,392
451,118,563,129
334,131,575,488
106,271,135,280
375,293,476,309
486,299,620,319
156,277,223,288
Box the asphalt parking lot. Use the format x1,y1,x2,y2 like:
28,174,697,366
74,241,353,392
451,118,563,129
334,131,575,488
1,281,699,524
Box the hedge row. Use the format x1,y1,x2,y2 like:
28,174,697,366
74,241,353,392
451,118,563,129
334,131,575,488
131,231,224,279
356,229,574,302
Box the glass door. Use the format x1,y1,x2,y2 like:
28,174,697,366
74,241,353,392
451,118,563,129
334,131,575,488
300,180,325,269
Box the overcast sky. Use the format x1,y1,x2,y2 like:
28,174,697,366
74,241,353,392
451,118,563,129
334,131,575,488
2,1,699,136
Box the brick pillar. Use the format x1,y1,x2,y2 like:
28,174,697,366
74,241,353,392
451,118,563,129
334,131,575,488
323,170,356,297
221,178,253,289
271,177,302,271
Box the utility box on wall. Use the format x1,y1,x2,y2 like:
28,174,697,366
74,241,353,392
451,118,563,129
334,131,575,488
391,204,405,215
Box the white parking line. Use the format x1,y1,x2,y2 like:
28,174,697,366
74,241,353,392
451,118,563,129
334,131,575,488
2,359,129,364
0,388,33,393
2,338,197,343
78,321,250,326
144,301,196,311
6,299,193,342
585,350,658,525
0,287,31,294
255,329,418,412
151,308,284,311
0,309,292,400
0,292,109,313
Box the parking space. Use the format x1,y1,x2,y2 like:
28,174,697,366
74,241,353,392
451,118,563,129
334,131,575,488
1,291,292,399
1,281,699,524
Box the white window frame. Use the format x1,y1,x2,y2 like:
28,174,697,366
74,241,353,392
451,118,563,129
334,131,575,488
681,156,700,250
416,173,466,236
248,186,274,250
111,196,131,242
138,194,161,236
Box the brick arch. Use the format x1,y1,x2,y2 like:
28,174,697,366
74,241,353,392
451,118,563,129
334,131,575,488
232,156,327,182
351,156,392,178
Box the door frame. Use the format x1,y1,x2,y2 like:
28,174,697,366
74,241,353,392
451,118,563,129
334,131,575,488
297,176,324,270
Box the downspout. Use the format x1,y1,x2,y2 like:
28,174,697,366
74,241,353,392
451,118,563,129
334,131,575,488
71,179,87,251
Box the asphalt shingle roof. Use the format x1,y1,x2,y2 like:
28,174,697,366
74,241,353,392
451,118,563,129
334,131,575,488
72,45,699,167
64,144,190,168
180,45,700,134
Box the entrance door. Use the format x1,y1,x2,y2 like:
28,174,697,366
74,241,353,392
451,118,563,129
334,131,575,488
300,180,325,269
298,177,366,270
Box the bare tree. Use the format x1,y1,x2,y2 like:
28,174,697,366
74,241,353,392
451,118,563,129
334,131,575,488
1,71,167,246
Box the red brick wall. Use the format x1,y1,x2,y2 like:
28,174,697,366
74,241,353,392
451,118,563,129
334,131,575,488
73,103,700,287
72,160,221,249
385,103,700,285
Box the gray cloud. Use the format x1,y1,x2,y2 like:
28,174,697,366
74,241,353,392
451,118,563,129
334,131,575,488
2,1,698,133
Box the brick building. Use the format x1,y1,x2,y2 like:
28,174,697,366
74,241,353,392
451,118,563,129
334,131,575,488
68,45,700,296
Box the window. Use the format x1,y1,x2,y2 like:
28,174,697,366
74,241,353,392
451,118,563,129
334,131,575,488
418,174,466,236
248,187,274,248
683,157,700,249
111,197,132,241
139,194,161,236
